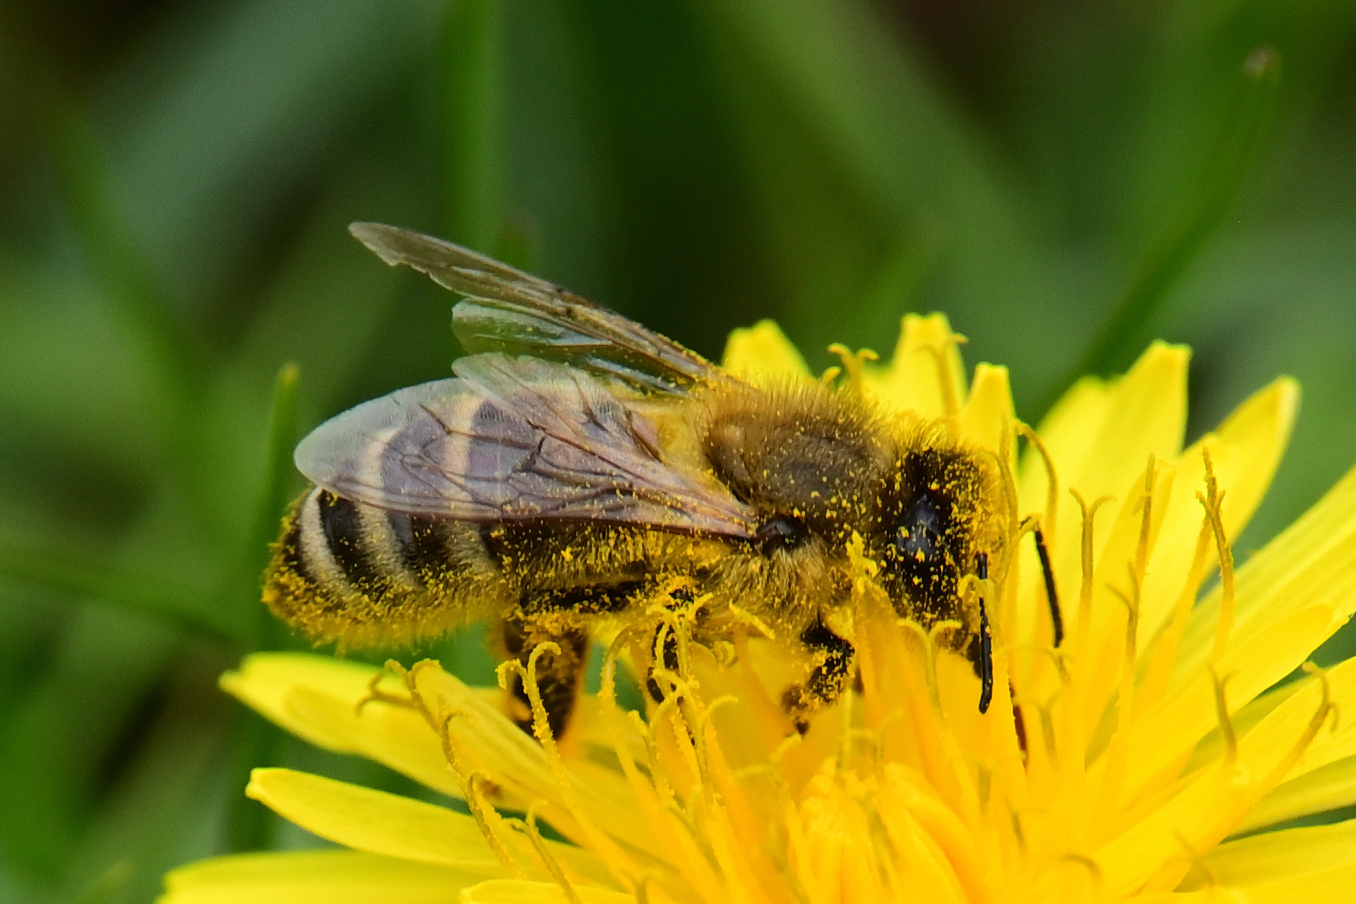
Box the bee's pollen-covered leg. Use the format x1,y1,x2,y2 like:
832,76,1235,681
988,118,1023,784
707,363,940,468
781,618,854,734
500,614,589,739
644,621,682,703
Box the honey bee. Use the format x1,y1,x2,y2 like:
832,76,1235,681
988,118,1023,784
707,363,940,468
264,223,1008,736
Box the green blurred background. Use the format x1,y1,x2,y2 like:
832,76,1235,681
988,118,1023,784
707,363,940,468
1,1,1354,901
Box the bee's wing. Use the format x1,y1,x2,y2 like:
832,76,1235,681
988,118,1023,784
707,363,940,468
295,353,756,538
349,222,724,395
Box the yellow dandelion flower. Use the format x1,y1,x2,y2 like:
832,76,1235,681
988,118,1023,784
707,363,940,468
161,316,1356,904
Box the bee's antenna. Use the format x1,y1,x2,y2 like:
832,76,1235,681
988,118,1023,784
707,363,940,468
1032,524,1063,647
976,552,994,713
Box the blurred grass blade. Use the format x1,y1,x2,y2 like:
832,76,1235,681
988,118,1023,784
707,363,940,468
72,860,132,904
441,0,505,249
229,366,300,851
0,542,241,643
225,707,284,854
242,362,300,647
1063,46,1282,394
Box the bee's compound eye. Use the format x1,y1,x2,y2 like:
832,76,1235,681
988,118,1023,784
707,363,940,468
755,514,806,556
894,492,946,562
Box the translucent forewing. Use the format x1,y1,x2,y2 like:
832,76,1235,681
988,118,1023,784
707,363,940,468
294,354,756,537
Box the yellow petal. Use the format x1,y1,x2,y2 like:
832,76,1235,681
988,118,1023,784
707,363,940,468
1112,463,1356,794
158,850,483,904
958,363,1015,456
284,683,465,796
246,768,502,869
223,653,462,797
721,320,810,380
1066,455,1177,728
866,313,967,417
1269,673,1356,780
1099,730,1298,893
1220,864,1356,903
459,879,636,903
1023,343,1189,508
220,653,398,753
1241,754,1356,833
1187,818,1356,890
1101,659,1354,893
249,768,621,890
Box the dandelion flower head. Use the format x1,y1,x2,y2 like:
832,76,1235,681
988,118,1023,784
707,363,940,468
162,315,1356,904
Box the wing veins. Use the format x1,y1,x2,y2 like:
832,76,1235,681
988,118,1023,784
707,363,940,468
349,222,728,393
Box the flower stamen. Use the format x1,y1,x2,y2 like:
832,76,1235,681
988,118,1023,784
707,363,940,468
1134,456,1156,581
1300,662,1341,734
1068,488,1114,666
1208,665,1239,768
1094,579,1141,819
507,648,636,872
1136,504,1214,716
523,643,565,747
899,618,961,713
355,666,415,714
1172,829,1218,890
1199,449,1238,664
465,771,528,877
598,629,629,707
921,331,968,419
1061,488,1112,817
1281,663,1339,776
827,343,878,397
523,803,585,904
1018,422,1060,546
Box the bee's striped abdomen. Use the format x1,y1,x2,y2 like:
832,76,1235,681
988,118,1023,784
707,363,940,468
263,487,503,649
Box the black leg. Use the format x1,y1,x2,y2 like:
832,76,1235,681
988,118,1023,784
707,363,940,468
501,578,661,738
644,620,682,703
500,614,589,739
1032,524,1063,647
639,584,698,704
782,618,854,734
975,552,994,713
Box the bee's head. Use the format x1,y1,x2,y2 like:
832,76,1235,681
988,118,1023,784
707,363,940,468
874,445,1004,631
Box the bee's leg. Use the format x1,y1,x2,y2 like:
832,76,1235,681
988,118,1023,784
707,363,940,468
962,552,995,713
499,579,651,738
644,621,681,703
499,613,589,739
641,584,697,704
781,619,854,734
1031,524,1063,647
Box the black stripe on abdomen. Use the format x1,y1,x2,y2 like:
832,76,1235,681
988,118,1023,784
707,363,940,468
316,490,386,589
387,511,455,582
